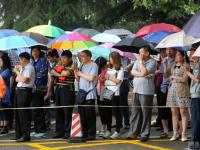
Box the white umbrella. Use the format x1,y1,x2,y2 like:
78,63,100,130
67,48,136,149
91,33,121,43
192,46,200,58
156,31,200,49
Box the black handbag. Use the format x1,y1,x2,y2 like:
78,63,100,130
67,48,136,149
76,88,94,104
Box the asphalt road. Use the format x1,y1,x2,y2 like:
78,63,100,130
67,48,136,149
0,117,190,150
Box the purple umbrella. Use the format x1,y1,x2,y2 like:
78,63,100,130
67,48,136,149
184,11,200,38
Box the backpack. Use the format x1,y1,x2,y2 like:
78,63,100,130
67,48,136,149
0,76,6,99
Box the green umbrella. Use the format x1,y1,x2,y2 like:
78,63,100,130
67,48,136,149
26,21,65,38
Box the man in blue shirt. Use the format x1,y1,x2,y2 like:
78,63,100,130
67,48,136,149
128,46,156,142
30,46,48,138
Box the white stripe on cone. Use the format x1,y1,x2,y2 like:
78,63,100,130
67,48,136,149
70,113,82,138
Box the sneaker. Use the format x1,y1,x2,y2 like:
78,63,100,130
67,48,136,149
140,136,149,142
181,133,188,142
34,133,46,138
30,132,36,137
169,132,180,141
110,131,120,139
103,130,111,139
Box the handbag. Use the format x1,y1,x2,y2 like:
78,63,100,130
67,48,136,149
102,88,115,100
76,89,90,104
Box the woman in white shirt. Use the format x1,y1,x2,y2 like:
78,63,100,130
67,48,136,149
103,52,124,139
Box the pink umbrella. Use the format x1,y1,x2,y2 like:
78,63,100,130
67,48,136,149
101,43,136,60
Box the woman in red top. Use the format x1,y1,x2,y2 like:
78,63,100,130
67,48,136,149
95,57,108,137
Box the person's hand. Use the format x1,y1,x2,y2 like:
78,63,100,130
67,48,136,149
105,74,109,80
72,63,78,71
76,71,82,76
145,74,153,78
181,66,190,75
45,91,52,100
162,57,168,65
169,75,175,81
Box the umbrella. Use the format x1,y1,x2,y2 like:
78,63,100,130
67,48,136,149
0,29,18,39
192,45,200,58
18,32,50,45
0,36,45,51
73,28,100,37
113,38,158,54
26,22,65,38
48,32,96,50
100,43,136,59
156,31,200,49
103,29,133,38
135,23,181,38
72,45,135,60
143,31,172,44
184,11,200,38
92,33,121,43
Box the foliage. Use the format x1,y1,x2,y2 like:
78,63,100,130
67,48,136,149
0,0,199,32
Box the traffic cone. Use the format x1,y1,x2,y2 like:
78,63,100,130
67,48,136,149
68,113,86,143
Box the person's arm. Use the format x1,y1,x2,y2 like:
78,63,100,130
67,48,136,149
15,71,30,83
170,65,189,82
77,71,96,81
185,71,200,83
77,63,98,82
105,70,123,84
50,69,61,77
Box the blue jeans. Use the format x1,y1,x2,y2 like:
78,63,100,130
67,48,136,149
191,98,200,142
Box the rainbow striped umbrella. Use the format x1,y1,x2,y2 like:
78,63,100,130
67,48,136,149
48,32,97,50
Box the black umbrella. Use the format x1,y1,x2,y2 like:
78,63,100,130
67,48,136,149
18,32,50,45
73,28,100,37
184,11,200,38
113,38,158,54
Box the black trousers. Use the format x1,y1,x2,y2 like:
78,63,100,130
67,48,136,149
78,99,96,137
31,92,46,133
120,80,130,126
15,88,32,139
55,86,75,136
104,96,122,133
97,96,107,125
191,98,200,142
159,91,171,120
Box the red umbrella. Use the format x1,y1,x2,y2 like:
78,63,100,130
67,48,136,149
135,23,181,38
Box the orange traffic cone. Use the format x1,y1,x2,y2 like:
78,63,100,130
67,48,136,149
68,113,86,143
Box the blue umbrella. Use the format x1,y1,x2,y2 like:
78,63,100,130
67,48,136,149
184,11,200,38
0,29,18,39
143,31,172,44
0,36,45,51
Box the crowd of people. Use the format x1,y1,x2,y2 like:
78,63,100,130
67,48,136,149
0,45,200,149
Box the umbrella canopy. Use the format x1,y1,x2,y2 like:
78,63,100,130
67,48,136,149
92,33,121,43
184,11,200,38
73,28,100,37
156,31,200,49
72,45,135,60
48,33,96,50
143,31,172,44
135,23,181,38
0,36,45,51
100,43,135,59
113,38,158,54
0,29,18,39
18,32,49,45
103,29,132,38
26,25,65,38
192,45,200,58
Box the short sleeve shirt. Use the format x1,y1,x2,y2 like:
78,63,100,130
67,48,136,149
17,63,35,88
79,62,98,100
132,58,156,95
105,67,124,95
